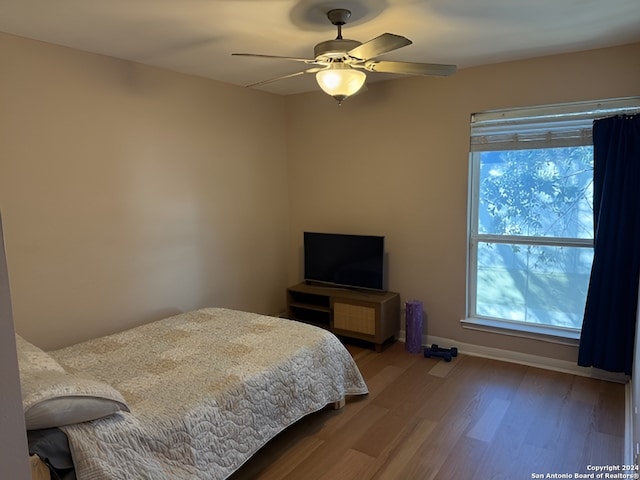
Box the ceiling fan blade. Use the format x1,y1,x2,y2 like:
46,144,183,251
347,33,412,61
232,53,318,64
365,60,457,76
245,67,323,88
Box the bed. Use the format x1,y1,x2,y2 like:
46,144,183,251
17,307,369,480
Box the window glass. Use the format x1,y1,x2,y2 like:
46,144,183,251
477,147,594,239
475,242,593,329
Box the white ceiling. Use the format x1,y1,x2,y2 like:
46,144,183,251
1,0,639,96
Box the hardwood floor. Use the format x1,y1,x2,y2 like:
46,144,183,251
230,341,625,480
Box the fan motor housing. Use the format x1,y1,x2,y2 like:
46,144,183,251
314,39,361,60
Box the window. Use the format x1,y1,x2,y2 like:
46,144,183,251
466,98,640,341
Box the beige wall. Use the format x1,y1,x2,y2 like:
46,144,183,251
1,30,639,364
0,33,290,349
285,42,640,363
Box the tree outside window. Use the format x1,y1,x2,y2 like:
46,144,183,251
471,146,594,330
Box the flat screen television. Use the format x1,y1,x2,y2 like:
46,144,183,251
303,232,386,291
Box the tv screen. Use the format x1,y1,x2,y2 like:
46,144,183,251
303,232,386,291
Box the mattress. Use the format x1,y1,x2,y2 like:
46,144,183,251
50,308,368,479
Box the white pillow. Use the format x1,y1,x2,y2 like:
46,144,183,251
16,334,129,430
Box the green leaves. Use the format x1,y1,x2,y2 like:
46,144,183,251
478,146,594,239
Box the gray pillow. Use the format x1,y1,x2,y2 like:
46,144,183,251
16,334,129,430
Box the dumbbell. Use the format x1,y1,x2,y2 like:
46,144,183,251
430,344,458,357
423,347,452,362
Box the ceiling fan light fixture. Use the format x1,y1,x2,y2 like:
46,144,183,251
234,8,456,103
315,63,366,104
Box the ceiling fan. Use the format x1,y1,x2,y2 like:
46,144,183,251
232,8,456,105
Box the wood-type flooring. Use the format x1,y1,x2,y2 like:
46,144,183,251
230,340,625,480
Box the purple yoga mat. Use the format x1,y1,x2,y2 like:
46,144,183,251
405,300,423,354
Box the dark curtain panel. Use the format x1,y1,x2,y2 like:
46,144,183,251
578,114,640,375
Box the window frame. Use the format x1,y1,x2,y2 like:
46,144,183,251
464,97,640,344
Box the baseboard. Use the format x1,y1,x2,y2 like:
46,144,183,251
398,329,628,383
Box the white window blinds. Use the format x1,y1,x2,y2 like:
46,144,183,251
470,97,640,152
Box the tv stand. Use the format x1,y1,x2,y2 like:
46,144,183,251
286,282,400,351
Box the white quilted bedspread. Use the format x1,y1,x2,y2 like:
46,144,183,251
51,308,368,479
